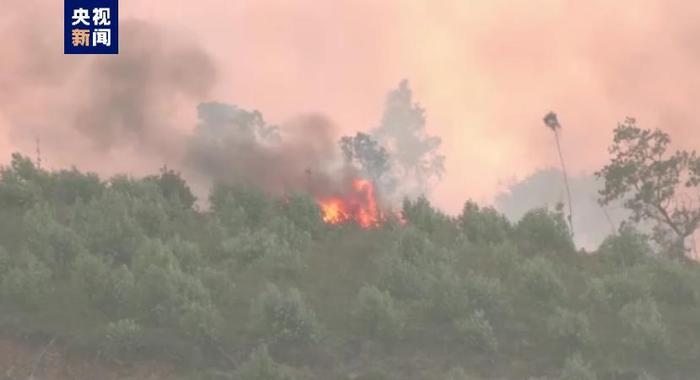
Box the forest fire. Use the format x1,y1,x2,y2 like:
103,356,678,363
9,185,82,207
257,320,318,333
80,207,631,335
317,178,382,228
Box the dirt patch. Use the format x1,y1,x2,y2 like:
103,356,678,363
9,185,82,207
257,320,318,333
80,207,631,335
0,337,177,380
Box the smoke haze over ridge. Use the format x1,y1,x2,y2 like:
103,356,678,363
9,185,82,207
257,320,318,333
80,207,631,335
3,0,700,215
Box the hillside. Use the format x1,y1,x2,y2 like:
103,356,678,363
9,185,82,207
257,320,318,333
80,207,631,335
1,153,699,380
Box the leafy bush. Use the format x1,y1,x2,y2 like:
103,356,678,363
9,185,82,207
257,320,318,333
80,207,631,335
377,251,432,300
24,202,86,273
101,318,143,361
444,367,475,380
132,263,215,334
464,273,507,317
648,258,698,306
72,253,135,314
514,208,574,256
454,310,498,353
236,345,297,380
561,353,597,380
402,196,457,240
458,200,512,245
354,285,405,340
619,298,669,357
70,189,144,264
519,256,566,305
547,308,591,351
597,226,651,267
600,269,651,310
429,265,470,321
250,284,322,344
1,251,52,309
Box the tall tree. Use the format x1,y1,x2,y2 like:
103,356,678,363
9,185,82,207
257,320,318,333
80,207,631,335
339,132,393,186
543,112,574,238
373,80,445,198
596,117,700,258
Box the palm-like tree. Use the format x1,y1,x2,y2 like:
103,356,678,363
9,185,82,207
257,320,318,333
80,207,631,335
544,112,574,238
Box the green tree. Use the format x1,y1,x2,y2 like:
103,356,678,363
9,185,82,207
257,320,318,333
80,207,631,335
339,132,393,186
249,284,322,344
354,285,405,341
597,118,700,258
236,345,297,380
561,353,597,380
458,200,512,245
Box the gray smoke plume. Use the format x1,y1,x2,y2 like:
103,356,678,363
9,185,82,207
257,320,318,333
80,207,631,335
0,3,216,168
495,168,630,249
185,102,352,197
72,20,216,152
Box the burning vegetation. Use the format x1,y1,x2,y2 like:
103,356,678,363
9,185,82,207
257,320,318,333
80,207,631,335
317,178,382,228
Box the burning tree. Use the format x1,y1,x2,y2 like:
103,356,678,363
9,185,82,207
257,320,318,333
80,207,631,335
596,117,700,258
317,178,382,228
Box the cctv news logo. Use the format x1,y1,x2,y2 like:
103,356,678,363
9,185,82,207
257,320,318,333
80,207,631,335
64,0,118,54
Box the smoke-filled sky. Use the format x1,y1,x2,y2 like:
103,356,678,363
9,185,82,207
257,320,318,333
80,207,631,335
2,0,700,213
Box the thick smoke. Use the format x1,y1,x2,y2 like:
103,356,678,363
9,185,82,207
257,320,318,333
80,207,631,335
495,168,631,249
185,102,351,197
71,20,216,152
0,1,216,171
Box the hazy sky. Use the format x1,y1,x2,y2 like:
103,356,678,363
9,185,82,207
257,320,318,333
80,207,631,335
2,0,700,213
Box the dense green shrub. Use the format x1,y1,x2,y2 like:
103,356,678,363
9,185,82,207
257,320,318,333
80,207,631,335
600,269,651,310
23,202,86,274
354,285,405,340
648,258,698,306
101,318,143,361
250,284,321,344
514,208,574,256
464,273,507,317
444,367,474,380
377,251,432,300
72,253,135,314
236,345,297,380
619,298,669,357
2,153,700,379
429,265,470,321
547,308,591,351
0,251,52,309
458,200,512,245
561,353,597,380
454,310,498,353
518,256,566,305
597,226,651,267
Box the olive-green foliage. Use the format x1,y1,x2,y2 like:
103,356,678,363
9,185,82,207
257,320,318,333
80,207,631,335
518,256,565,305
72,253,135,314
561,353,597,380
458,200,512,245
1,155,700,379
101,318,143,361
648,258,698,305
619,298,669,356
236,345,297,380
354,285,405,340
515,208,574,256
598,226,651,268
454,309,498,353
0,250,52,309
547,308,591,351
249,284,321,344
443,367,474,380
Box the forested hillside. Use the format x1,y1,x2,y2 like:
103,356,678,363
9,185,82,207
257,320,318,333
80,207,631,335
0,150,699,380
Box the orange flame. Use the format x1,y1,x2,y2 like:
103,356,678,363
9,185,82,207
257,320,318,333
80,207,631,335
318,179,381,228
